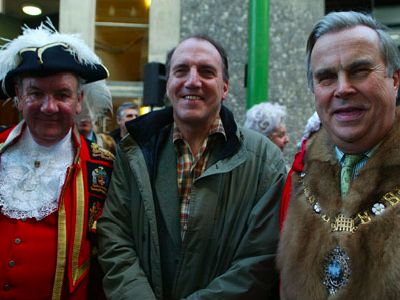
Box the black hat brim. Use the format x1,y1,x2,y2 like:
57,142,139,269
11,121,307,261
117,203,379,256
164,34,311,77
0,44,108,99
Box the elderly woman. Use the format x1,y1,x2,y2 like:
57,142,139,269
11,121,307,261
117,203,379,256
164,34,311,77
244,102,289,151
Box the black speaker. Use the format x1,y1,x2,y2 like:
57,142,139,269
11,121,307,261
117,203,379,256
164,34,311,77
143,62,166,107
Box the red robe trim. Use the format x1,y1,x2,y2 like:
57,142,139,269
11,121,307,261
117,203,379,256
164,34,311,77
279,138,306,230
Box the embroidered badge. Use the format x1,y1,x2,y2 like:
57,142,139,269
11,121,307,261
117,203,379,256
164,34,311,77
86,161,112,200
91,166,109,195
91,142,114,161
89,200,103,232
322,246,351,295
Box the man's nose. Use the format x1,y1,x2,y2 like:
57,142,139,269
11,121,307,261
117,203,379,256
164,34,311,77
185,68,201,88
334,73,356,98
284,135,290,144
41,95,59,113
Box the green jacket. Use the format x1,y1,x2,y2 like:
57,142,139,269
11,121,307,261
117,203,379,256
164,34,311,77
97,106,286,300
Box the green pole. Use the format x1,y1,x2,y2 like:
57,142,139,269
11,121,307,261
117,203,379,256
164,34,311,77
247,0,269,108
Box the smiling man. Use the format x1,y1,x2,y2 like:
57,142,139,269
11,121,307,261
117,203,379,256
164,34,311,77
0,21,114,299
278,11,400,299
97,35,286,299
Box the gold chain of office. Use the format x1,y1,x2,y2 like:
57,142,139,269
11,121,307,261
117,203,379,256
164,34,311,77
299,172,400,233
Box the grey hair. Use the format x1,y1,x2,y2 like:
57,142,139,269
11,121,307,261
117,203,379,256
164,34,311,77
306,11,400,91
244,102,287,137
116,102,138,120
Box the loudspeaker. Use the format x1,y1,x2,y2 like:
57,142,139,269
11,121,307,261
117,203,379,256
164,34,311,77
143,62,166,107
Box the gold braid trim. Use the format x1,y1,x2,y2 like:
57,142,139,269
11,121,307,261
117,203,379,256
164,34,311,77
71,167,90,284
52,168,71,300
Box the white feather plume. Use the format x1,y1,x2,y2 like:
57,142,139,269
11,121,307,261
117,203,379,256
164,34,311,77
0,18,103,80
80,80,113,122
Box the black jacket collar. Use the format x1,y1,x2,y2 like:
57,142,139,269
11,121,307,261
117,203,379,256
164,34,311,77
126,105,240,161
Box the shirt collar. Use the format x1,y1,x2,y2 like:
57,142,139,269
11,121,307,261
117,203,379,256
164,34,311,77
335,142,381,163
87,131,95,142
172,116,226,143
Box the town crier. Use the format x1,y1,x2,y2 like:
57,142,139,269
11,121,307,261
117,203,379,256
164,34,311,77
0,20,114,299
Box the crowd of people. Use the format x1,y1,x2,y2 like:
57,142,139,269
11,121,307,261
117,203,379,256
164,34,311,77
0,9,399,300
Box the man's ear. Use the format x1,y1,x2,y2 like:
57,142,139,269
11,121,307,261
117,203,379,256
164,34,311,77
221,80,229,102
393,69,400,93
76,90,83,114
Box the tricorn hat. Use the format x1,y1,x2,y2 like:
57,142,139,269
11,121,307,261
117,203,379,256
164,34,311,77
0,19,109,99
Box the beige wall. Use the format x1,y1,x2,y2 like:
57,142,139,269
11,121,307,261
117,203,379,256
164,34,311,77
148,0,181,63
59,0,96,48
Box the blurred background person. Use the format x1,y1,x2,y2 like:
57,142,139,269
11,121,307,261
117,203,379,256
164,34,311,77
76,80,116,154
244,102,289,151
109,102,139,144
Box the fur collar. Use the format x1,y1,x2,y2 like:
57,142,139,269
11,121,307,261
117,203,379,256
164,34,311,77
304,109,400,217
278,108,400,299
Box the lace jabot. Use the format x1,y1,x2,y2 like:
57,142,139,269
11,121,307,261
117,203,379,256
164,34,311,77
0,128,74,220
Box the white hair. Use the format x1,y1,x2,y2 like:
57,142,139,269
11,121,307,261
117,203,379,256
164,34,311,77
244,102,287,136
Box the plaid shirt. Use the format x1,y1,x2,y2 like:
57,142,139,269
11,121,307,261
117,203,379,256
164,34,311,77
173,117,226,240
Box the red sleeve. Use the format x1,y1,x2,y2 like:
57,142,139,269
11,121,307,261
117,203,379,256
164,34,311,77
279,139,307,230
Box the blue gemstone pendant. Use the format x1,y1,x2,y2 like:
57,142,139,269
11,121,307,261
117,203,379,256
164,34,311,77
322,246,351,295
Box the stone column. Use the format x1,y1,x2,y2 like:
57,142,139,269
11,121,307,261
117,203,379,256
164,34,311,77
177,0,324,161
269,0,324,160
148,0,181,63
180,0,249,122
59,0,96,49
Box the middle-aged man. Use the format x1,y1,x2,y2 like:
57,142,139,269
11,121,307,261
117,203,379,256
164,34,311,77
278,11,400,299
97,35,286,299
109,102,139,144
0,21,114,299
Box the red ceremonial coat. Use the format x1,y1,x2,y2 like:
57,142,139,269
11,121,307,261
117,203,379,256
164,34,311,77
0,122,114,300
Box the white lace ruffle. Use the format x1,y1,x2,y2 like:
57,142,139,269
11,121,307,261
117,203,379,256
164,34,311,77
0,128,73,220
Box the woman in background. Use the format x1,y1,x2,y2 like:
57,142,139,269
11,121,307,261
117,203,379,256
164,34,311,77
244,102,289,151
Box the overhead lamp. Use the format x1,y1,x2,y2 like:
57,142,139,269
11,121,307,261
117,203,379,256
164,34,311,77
22,5,42,16
108,5,115,16
144,0,151,9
